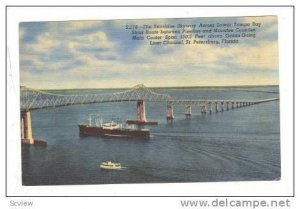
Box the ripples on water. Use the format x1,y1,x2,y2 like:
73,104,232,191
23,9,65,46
22,87,280,185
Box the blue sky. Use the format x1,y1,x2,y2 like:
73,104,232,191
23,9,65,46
19,16,278,89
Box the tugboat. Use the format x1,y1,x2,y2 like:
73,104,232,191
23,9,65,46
100,161,122,170
78,115,150,138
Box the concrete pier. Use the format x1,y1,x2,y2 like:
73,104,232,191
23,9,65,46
166,104,174,121
21,110,34,144
201,105,207,114
127,100,158,125
221,102,224,112
137,100,146,122
185,105,192,118
21,110,47,146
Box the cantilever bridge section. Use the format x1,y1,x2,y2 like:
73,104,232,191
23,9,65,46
20,84,171,111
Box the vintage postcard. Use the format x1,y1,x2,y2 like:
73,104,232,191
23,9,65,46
19,16,280,186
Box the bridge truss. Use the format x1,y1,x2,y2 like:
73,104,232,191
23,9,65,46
20,84,171,111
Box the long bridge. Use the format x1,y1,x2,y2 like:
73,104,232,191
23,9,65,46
20,84,279,145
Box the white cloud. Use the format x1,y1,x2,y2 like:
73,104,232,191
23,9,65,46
63,20,103,31
71,31,115,50
231,41,278,70
20,21,118,73
128,38,278,72
21,32,60,54
239,15,277,25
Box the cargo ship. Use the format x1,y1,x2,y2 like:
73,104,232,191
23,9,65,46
78,116,150,138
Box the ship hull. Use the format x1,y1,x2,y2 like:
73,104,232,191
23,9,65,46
78,124,150,138
100,165,122,170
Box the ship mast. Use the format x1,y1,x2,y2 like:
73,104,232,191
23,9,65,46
88,114,92,126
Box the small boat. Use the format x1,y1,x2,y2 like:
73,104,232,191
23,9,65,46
100,161,122,170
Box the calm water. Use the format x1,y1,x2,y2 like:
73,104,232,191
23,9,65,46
22,86,280,185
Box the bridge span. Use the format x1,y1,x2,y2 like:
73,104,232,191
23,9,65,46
166,98,279,119
20,84,279,145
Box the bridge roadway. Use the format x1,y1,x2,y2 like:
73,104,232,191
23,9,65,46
167,98,279,106
20,84,279,111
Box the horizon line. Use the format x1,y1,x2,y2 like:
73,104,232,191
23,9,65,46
21,84,280,91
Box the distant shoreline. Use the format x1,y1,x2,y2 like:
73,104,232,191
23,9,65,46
36,84,279,91
25,85,279,91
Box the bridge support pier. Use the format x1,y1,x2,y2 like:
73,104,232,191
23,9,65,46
166,104,174,121
20,110,47,146
127,100,158,125
209,103,212,114
221,102,224,112
201,105,207,114
226,102,229,111
21,110,34,144
137,100,147,122
215,102,218,112
185,105,192,118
